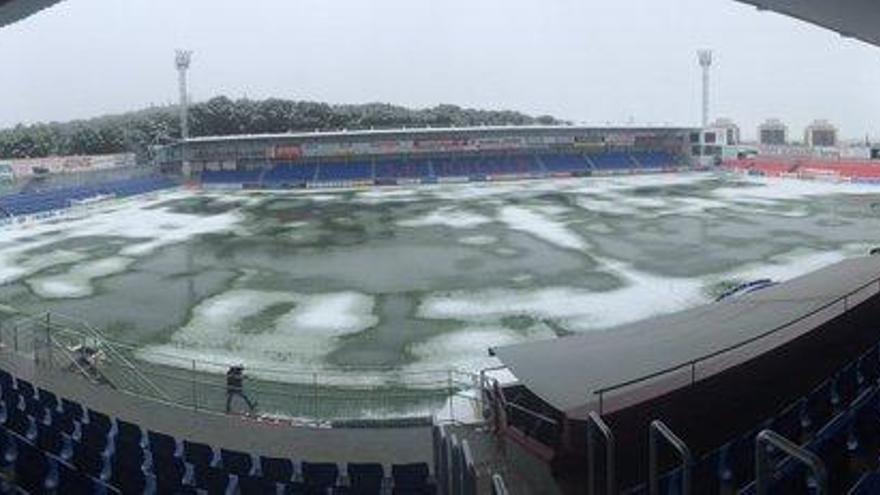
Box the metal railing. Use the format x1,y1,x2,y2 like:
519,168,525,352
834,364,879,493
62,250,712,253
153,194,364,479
649,420,692,495
755,430,827,495
594,275,880,414
587,411,616,495
0,311,483,425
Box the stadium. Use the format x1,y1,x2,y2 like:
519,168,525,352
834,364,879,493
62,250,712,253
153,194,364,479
4,1,880,494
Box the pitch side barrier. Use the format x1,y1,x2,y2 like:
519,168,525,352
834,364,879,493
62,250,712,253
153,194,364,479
0,312,485,427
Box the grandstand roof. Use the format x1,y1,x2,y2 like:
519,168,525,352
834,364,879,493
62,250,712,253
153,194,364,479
183,125,694,145
0,0,61,29
493,255,880,419
736,0,880,47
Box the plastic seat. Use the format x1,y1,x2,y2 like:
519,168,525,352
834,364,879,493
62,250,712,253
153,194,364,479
56,458,113,495
194,465,234,493
15,437,50,493
71,437,109,480
834,364,860,412
153,456,187,493
260,455,295,482
347,463,384,495
147,430,178,460
61,398,85,424
805,380,834,434
183,439,215,468
769,401,803,445
111,460,153,495
115,419,144,450
851,472,880,495
858,347,880,386
87,409,113,434
36,421,65,457
0,369,13,392
80,420,111,453
15,379,35,402
6,406,35,440
302,461,339,494
37,388,59,413
391,463,434,495
239,473,280,494
220,448,252,475
691,451,721,495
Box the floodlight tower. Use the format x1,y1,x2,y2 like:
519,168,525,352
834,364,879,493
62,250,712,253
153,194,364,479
175,50,193,140
697,50,713,128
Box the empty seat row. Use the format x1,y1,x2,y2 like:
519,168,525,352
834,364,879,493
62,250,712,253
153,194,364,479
0,175,175,217
0,368,435,494
624,342,880,494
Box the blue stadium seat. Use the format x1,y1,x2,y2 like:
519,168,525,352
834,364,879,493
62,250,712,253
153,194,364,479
15,436,51,493
238,473,280,494
391,462,435,495
220,447,253,475
347,462,385,495
263,163,318,185
115,419,144,451
6,405,35,441
302,461,339,494
589,152,634,171
193,465,236,494
147,430,179,460
260,455,295,482
834,363,861,412
37,388,59,414
804,380,834,435
316,162,373,182
36,421,65,458
15,379,35,403
153,456,187,493
183,439,216,468
540,154,588,173
79,420,111,454
850,472,880,495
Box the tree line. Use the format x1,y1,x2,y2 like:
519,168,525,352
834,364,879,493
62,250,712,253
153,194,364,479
0,97,565,161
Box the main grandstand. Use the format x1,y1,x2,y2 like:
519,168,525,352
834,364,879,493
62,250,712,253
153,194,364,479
156,125,695,189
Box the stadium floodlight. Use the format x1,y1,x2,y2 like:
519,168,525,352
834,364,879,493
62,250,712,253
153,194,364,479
175,50,193,140
697,50,713,128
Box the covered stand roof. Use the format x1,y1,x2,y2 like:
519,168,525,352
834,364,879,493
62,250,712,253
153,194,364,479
736,0,880,47
493,256,880,419
0,0,62,29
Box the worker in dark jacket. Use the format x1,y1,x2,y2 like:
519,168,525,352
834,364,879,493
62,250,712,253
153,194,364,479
225,365,256,414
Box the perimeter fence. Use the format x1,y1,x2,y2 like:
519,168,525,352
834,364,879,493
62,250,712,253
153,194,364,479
0,312,483,427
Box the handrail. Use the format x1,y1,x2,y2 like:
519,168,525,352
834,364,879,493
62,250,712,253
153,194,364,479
649,420,692,495
504,401,559,426
755,429,827,495
594,274,880,412
491,474,509,495
44,313,172,402
586,411,616,495
0,310,487,423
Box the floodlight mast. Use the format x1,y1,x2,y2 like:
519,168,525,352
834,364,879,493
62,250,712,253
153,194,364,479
175,50,192,140
697,50,712,128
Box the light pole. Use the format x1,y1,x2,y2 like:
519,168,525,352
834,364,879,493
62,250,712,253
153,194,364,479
697,50,712,128
175,50,192,140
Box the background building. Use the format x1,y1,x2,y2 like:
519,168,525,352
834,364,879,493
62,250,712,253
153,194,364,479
758,119,788,145
712,118,741,145
804,119,838,148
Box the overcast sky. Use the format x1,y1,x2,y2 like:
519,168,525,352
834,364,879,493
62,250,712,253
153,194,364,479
2,0,879,140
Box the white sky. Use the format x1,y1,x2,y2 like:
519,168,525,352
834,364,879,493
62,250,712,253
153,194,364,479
2,0,879,140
